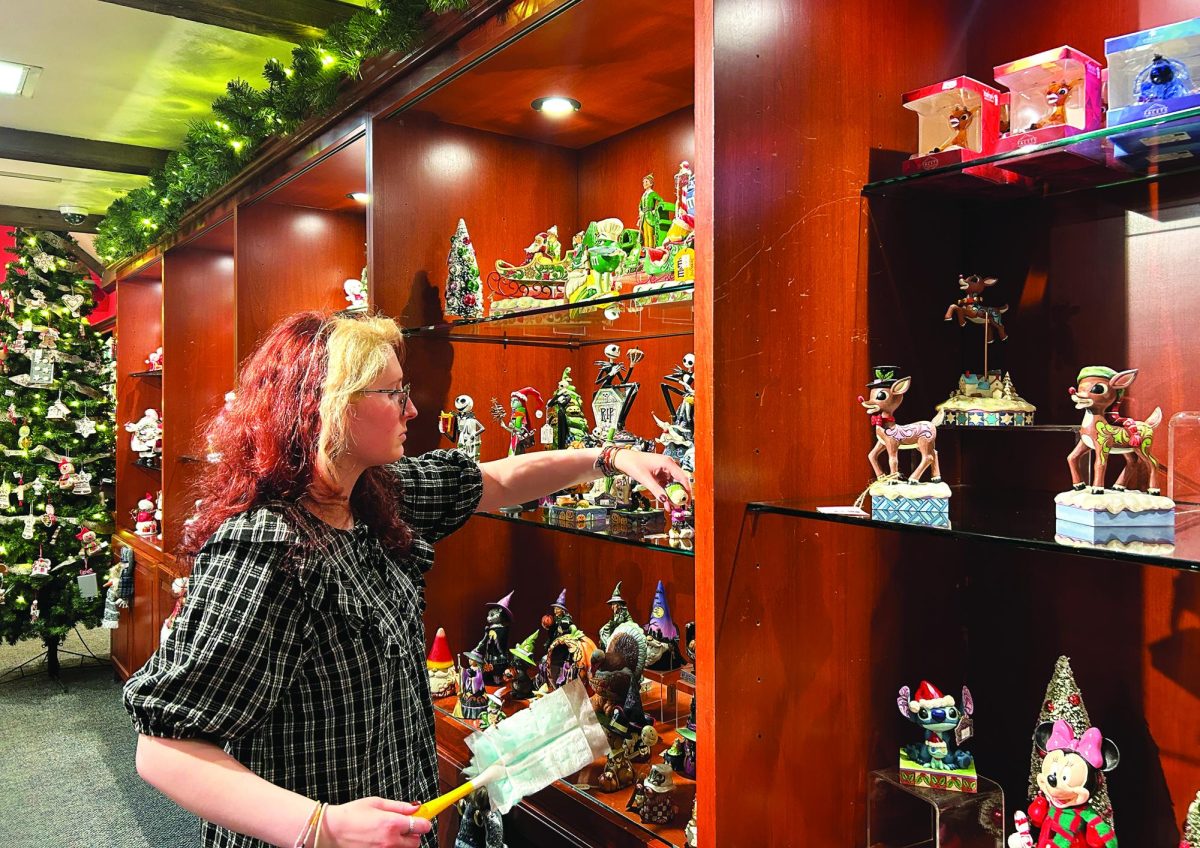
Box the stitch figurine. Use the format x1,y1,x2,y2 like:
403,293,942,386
1008,720,1119,848
860,368,943,484
897,680,978,793
1066,367,1166,496
1134,54,1193,103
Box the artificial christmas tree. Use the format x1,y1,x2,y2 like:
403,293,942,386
445,218,483,319
0,228,116,676
1183,790,1200,848
1026,656,1114,828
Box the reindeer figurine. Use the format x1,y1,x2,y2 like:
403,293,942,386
944,274,1009,343
859,367,943,484
934,103,975,152
1066,366,1166,495
1032,79,1074,130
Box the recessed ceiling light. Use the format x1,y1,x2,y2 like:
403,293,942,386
0,60,42,98
346,192,369,203
531,96,581,117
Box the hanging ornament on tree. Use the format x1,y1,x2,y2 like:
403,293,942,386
0,572,6,604
75,414,96,438
445,218,484,320
30,475,46,496
46,393,70,420
6,403,17,425
30,599,40,621
13,472,25,506
31,544,51,575
31,252,56,273
22,507,36,540
57,457,75,489
9,333,27,355
72,470,92,496
1027,656,1114,829
17,424,33,450
40,503,56,527
61,293,85,316
26,289,47,309
26,349,55,387
0,478,11,507
38,327,60,349
76,525,101,556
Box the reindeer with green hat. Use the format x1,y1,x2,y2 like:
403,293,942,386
1067,366,1165,495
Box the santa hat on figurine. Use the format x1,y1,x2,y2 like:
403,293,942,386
426,627,454,670
511,387,545,420
907,680,956,711
645,580,679,641
486,589,515,620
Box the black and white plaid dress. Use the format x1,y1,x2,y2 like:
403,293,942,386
124,450,484,848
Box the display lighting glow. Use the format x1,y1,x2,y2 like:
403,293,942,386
0,60,40,97
346,192,370,203
531,96,581,117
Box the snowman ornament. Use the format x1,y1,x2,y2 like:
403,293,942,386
134,493,158,537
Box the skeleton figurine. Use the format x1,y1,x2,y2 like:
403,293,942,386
492,388,544,457
440,394,485,462
592,344,643,442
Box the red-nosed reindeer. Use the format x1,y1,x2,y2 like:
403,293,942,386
1033,80,1074,130
944,274,1009,343
860,373,943,484
1066,366,1165,495
936,104,975,152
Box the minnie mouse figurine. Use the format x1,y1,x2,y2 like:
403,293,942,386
1009,720,1119,847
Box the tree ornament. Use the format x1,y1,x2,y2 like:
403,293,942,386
17,424,32,450
31,475,46,496
31,544,51,575
0,573,6,604
0,478,12,507
1182,790,1200,848
1027,656,1114,829
445,218,484,319
61,294,85,316
75,415,97,438
40,503,56,527
31,252,56,273
26,349,55,386
9,334,27,355
27,289,47,309
22,509,37,540
72,470,92,496
57,457,76,489
29,599,40,621
38,327,59,349
46,395,70,420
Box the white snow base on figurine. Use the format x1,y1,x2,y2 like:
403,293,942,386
1054,489,1175,528
869,480,952,527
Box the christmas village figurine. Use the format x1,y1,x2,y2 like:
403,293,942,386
1009,721,1119,848
426,627,457,699
456,650,489,721
492,387,544,457
938,275,1036,427
446,218,484,320
487,225,571,314
133,493,158,537
593,344,644,444
897,680,978,793
860,367,952,526
1056,367,1175,547
546,367,590,450
439,394,485,462
504,631,540,700
627,763,681,826
472,590,514,686
124,409,162,459
643,580,686,672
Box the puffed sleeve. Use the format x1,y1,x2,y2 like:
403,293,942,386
123,508,306,742
390,449,484,543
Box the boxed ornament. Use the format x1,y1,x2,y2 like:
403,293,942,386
901,77,1019,186
1106,18,1200,168
994,47,1103,148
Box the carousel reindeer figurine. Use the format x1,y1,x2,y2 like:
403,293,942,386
944,274,1009,343
860,367,943,484
1067,366,1166,495
1033,79,1074,130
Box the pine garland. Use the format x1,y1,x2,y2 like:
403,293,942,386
95,0,468,263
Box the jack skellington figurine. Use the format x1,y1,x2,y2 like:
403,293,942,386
592,344,643,442
654,353,695,465
439,394,485,462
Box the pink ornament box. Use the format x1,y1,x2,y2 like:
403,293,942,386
993,46,1104,153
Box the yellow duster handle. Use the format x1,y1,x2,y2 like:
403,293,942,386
413,779,478,820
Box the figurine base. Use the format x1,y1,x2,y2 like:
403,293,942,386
870,481,952,527
610,508,666,534
1054,489,1176,527
1055,526,1176,555
545,503,609,528
898,753,978,793
869,768,1003,848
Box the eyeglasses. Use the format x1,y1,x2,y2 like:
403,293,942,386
359,383,412,408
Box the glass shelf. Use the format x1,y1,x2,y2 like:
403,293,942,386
402,284,693,348
132,456,162,472
938,423,1079,433
474,508,694,557
749,486,1200,572
433,686,694,848
128,369,163,379
863,105,1200,197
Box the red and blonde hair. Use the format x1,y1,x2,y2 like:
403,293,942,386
180,310,413,559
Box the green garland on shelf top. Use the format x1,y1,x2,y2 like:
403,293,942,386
95,0,467,263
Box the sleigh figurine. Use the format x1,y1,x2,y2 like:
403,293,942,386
859,367,951,527
1055,366,1175,542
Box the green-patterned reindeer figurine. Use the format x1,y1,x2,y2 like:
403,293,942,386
1066,367,1165,495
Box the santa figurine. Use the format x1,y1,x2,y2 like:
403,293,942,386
76,525,102,556
343,278,368,311
125,409,162,458
57,457,76,490
134,493,158,537
145,346,163,371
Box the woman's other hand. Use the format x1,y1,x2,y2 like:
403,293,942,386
321,797,433,847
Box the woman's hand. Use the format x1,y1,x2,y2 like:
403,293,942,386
321,797,432,847
613,449,692,505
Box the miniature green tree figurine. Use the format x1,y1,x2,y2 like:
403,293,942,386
0,229,116,676
445,218,483,319
1026,656,1114,828
1183,790,1200,848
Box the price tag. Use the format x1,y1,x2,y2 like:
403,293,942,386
817,505,869,517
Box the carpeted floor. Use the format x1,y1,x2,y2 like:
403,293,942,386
0,627,199,847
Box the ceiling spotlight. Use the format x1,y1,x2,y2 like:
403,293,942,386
346,192,370,203
0,60,42,98
531,96,581,117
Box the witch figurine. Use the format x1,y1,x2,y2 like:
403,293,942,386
545,588,578,641
599,581,633,647
473,589,514,685
643,580,686,671
504,631,540,700
456,651,488,720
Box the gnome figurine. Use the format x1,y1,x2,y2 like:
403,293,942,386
643,580,686,671
426,627,457,699
599,581,633,647
505,631,540,700
473,590,514,685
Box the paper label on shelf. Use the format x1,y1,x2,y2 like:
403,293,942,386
817,506,869,517
1148,149,1195,164
540,424,553,445
1140,131,1193,147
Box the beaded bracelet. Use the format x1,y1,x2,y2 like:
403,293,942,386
594,444,627,477
293,801,324,848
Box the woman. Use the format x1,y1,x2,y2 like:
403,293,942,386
124,311,690,848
